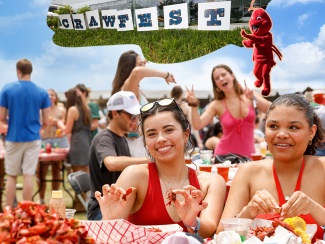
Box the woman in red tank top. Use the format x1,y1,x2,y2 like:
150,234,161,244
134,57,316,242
95,98,226,239
217,94,325,241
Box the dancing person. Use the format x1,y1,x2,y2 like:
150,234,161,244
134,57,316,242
186,64,271,158
111,50,176,157
37,88,69,204
217,94,325,241
95,98,226,238
64,88,91,174
0,58,51,207
88,91,149,220
111,50,176,102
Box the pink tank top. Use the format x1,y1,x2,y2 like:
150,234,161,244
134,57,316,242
128,163,201,231
214,100,255,158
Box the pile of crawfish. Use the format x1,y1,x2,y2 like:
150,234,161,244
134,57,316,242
251,219,296,241
0,201,95,244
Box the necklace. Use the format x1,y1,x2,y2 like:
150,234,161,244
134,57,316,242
272,158,305,202
159,169,189,205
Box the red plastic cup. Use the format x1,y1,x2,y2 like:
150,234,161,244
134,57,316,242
251,153,263,161
217,166,229,182
45,143,52,154
199,165,212,172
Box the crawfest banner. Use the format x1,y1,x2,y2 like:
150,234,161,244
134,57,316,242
58,1,231,32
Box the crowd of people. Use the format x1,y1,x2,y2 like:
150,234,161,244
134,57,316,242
0,56,325,241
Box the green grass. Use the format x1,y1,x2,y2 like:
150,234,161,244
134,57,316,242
51,27,246,63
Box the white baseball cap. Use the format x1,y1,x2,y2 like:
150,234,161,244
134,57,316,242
106,91,141,115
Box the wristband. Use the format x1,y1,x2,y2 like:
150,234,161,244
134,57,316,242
165,72,169,79
188,100,200,107
184,217,200,234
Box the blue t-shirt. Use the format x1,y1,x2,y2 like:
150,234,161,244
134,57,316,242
0,80,51,142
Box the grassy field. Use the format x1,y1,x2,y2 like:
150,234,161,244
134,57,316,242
1,166,87,220
51,27,246,63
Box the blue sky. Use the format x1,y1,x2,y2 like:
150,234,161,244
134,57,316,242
0,0,324,99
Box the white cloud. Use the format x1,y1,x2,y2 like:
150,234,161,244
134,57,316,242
270,0,325,7
297,13,310,28
29,0,51,8
271,25,325,91
0,12,36,31
314,24,325,49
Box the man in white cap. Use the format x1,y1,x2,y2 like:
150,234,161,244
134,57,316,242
87,91,149,220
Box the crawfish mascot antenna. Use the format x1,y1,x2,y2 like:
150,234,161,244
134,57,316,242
241,0,282,96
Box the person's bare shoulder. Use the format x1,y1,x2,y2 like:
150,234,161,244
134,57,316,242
117,164,149,189
207,99,222,116
314,155,325,169
123,163,149,177
235,160,271,180
196,170,226,195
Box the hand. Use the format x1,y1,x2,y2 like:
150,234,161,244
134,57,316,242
94,184,134,220
244,190,279,219
281,191,314,218
172,185,208,227
241,29,249,38
185,85,197,105
166,73,176,85
242,80,255,100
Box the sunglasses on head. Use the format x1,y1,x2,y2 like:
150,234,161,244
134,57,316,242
140,98,188,124
119,110,139,120
140,98,176,113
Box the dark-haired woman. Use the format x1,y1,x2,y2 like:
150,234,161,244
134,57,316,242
217,94,325,241
95,98,226,239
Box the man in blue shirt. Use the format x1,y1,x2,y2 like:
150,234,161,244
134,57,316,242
0,58,51,207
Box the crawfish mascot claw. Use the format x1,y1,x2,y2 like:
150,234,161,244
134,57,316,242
241,3,282,96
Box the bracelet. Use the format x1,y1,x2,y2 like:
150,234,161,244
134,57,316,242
188,99,200,107
165,72,169,79
184,217,201,234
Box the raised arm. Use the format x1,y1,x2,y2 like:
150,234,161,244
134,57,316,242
186,85,216,130
242,80,271,113
123,66,176,99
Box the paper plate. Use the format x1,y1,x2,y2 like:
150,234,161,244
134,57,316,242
81,219,183,244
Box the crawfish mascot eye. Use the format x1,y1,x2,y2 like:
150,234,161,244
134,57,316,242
241,1,282,96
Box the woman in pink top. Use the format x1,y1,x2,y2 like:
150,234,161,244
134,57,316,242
186,64,271,158
95,98,226,239
217,94,325,241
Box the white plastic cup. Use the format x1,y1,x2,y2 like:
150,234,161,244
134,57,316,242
221,218,252,241
65,209,76,219
200,150,213,164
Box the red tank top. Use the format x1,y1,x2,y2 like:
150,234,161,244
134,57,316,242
257,159,324,241
128,163,201,231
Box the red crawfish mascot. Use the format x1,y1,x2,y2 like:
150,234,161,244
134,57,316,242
241,1,282,96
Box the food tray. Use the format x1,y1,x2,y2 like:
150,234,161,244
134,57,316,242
80,219,183,244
